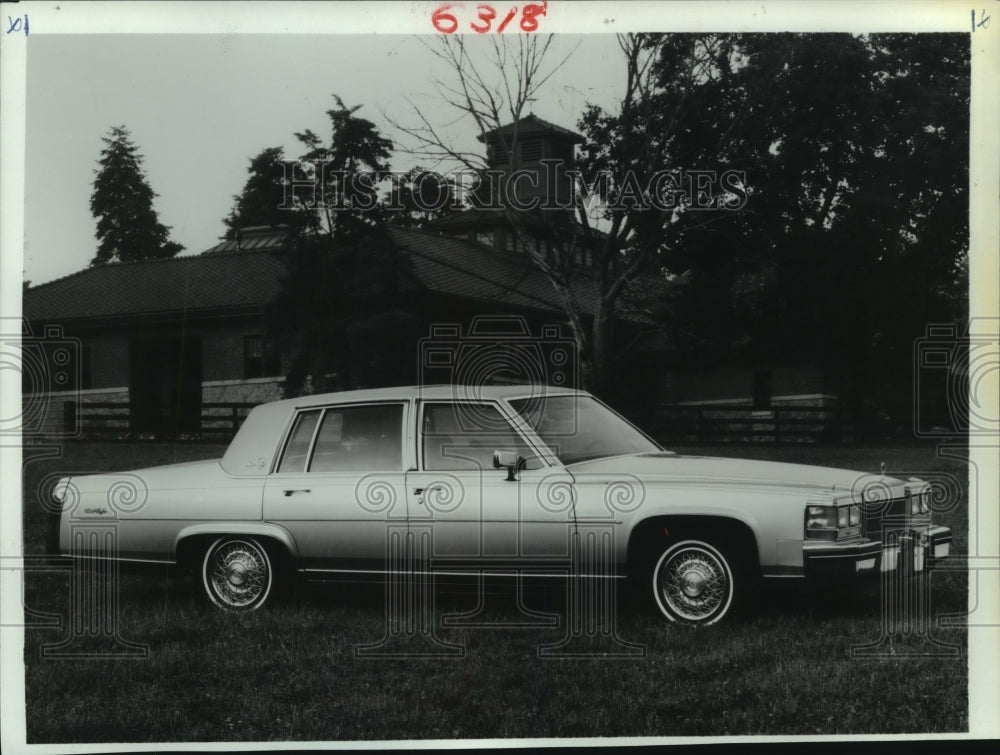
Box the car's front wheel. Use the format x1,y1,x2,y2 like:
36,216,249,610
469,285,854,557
652,539,737,626
202,537,273,611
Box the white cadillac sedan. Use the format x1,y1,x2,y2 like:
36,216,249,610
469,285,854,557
51,385,952,625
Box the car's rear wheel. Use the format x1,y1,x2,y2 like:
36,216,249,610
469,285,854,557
202,537,273,611
652,539,736,626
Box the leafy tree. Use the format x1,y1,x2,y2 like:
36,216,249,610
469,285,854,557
224,96,412,396
660,33,969,418
222,147,302,240
291,95,394,241
89,125,182,265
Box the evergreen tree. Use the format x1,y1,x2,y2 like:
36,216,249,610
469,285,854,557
222,147,299,241
89,125,183,265
222,96,415,395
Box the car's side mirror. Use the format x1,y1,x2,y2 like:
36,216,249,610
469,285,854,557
493,450,526,481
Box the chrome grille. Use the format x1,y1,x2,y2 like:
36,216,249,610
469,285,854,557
862,495,908,541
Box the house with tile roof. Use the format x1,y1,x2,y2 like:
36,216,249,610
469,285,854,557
24,217,669,437
22,115,678,437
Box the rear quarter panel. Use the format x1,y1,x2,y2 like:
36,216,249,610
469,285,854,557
59,460,266,562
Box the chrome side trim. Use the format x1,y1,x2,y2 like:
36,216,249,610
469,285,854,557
302,568,626,579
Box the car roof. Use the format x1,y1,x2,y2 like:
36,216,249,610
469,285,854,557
263,383,586,410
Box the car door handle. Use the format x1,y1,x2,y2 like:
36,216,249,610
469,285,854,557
413,488,425,495
283,489,311,496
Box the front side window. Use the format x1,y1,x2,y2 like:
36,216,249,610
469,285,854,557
422,402,541,472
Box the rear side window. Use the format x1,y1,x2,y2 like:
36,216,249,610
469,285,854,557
309,404,403,472
277,404,404,473
278,410,321,473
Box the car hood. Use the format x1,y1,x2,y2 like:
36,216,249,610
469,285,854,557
567,452,901,497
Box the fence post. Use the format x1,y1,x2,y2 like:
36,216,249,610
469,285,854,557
64,400,77,435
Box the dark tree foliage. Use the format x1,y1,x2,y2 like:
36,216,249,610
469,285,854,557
227,96,416,396
604,33,968,417
89,126,183,265
291,95,394,242
269,225,421,395
222,147,304,240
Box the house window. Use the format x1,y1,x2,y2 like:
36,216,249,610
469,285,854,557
752,369,772,409
244,335,281,379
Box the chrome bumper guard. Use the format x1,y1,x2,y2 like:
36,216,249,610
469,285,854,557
803,525,951,578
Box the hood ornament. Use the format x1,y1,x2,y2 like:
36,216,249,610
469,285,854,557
880,461,886,477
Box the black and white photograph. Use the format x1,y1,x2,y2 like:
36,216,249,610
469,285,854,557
1,1,998,750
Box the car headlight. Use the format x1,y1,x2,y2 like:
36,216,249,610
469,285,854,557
805,503,861,540
910,492,921,515
807,504,836,530
920,488,931,514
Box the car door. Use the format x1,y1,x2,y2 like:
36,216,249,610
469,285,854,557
262,401,409,576
405,400,576,575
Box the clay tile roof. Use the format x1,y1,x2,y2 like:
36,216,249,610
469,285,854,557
24,224,653,326
23,250,286,322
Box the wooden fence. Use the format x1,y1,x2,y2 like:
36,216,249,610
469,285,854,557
68,401,258,441
63,400,891,445
645,404,856,444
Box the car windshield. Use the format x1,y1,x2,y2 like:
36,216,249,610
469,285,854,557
508,394,660,465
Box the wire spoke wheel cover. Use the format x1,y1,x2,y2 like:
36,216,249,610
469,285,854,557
203,537,273,611
653,539,735,625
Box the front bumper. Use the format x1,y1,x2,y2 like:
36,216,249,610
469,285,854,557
803,525,951,579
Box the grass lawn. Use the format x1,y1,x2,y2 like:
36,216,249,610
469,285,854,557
20,440,969,742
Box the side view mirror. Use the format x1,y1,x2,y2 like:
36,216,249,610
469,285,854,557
493,450,527,481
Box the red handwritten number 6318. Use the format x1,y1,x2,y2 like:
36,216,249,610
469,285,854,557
432,2,547,34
